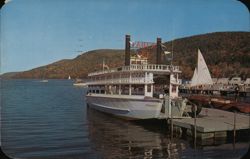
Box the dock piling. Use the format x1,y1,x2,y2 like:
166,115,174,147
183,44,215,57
233,111,236,149
194,105,197,149
171,105,173,140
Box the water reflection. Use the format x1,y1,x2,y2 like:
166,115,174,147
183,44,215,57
87,108,187,158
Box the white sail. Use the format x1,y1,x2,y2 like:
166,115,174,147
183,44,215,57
191,49,213,86
190,67,198,86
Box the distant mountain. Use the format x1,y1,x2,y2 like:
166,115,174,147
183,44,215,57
4,31,250,80
10,49,125,79
0,72,19,79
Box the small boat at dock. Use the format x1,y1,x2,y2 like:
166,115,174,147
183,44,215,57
187,95,250,113
73,79,87,87
39,79,48,83
73,82,87,87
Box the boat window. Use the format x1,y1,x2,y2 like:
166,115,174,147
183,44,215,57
121,85,129,95
117,67,122,71
113,85,119,94
131,84,144,95
172,86,176,93
147,84,151,92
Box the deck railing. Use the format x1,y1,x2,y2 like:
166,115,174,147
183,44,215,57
87,76,154,85
88,64,180,76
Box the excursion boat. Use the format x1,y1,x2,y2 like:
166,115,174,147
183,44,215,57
85,35,190,120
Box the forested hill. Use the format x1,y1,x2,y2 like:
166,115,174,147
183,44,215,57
9,49,125,79
2,31,250,79
148,31,250,79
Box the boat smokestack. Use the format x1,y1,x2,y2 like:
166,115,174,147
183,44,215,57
156,37,162,64
125,35,131,66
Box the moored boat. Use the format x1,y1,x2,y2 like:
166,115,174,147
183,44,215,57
73,78,87,87
40,79,48,83
187,95,250,113
85,35,191,120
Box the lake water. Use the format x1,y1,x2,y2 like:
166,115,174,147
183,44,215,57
1,80,249,159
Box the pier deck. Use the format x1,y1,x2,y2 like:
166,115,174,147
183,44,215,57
173,108,250,133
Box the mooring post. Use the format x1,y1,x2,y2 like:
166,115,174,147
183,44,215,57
194,105,197,150
233,111,236,149
171,105,173,140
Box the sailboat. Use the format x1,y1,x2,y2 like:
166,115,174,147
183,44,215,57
39,69,48,82
68,75,71,80
191,49,213,87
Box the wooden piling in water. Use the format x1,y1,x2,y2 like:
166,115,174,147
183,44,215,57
233,111,236,149
194,105,197,149
171,106,173,140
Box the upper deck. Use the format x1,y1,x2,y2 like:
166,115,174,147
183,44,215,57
88,64,181,77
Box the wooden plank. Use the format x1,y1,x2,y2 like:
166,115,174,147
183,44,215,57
173,108,250,133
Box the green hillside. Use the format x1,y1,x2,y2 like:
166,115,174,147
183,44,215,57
12,49,124,79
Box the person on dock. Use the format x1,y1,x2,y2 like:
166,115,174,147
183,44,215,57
234,84,239,101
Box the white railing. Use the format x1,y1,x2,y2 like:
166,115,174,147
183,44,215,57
88,64,181,76
86,77,154,85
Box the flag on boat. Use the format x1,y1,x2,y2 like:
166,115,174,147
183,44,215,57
161,44,167,49
102,59,109,70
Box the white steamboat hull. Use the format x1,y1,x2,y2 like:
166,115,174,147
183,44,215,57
86,94,163,120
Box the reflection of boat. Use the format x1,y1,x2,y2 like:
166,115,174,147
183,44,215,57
86,35,189,120
87,108,186,158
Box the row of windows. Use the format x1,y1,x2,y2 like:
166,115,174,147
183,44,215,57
89,73,147,81
88,84,152,95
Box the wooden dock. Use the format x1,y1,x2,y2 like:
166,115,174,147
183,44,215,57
172,108,250,143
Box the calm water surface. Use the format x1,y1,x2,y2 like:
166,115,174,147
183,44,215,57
1,80,249,159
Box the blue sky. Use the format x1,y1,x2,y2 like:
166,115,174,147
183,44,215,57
0,0,249,73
